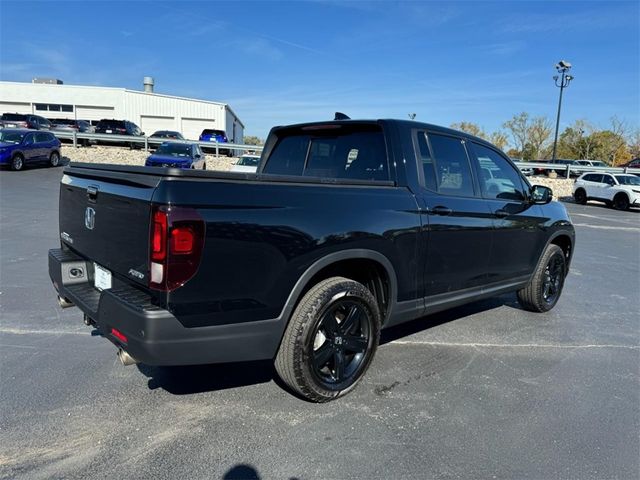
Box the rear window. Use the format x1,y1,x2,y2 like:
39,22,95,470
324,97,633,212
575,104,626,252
2,113,26,121
98,120,124,128
263,124,389,181
201,129,226,136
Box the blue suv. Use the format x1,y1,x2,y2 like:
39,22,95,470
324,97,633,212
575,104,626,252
0,129,62,171
199,129,231,156
145,142,206,170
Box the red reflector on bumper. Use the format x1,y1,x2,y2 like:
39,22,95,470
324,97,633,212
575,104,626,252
111,328,128,343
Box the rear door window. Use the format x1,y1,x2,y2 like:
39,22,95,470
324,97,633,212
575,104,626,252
263,125,389,181
584,174,602,183
35,132,50,143
427,133,476,197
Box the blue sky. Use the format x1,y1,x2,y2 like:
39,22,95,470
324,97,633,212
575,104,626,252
1,0,638,141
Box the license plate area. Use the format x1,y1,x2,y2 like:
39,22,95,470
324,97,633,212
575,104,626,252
94,262,112,291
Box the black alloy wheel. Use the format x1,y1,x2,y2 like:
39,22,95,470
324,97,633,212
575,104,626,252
275,277,381,402
309,299,372,386
573,189,587,205
517,244,566,312
613,194,630,211
542,253,564,305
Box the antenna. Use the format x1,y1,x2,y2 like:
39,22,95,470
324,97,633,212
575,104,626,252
334,112,351,120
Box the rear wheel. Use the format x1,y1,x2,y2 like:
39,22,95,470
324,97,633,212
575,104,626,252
275,277,380,402
573,188,587,205
517,244,566,312
613,193,629,210
49,151,60,167
11,154,24,171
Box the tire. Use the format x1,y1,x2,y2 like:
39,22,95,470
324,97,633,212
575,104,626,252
517,244,566,312
11,154,24,171
573,188,587,205
275,277,381,402
613,193,630,211
202,162,206,170
49,151,60,167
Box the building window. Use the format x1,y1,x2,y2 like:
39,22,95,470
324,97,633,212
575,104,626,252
34,103,73,112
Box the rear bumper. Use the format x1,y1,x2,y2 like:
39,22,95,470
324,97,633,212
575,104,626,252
49,248,283,366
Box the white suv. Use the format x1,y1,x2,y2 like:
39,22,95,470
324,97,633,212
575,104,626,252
573,173,640,210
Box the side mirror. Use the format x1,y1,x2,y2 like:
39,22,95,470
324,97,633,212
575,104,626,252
531,185,552,204
194,154,201,159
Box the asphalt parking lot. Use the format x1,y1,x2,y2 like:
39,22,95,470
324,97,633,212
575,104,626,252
1,165,638,480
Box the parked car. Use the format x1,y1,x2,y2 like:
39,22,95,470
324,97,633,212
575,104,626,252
579,160,607,168
230,154,260,173
1,113,51,130
145,142,205,169
199,128,231,156
573,172,640,210
0,129,61,171
49,119,95,146
550,159,581,177
48,118,574,402
148,130,185,150
95,119,144,148
622,158,640,170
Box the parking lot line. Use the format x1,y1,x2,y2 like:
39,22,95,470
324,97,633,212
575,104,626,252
390,340,639,349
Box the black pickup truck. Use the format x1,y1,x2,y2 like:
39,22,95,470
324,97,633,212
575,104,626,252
49,119,574,402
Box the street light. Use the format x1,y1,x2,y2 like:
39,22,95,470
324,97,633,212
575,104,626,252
551,60,574,160
408,113,416,120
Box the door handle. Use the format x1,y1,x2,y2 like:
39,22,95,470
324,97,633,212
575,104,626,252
431,206,452,216
494,209,509,218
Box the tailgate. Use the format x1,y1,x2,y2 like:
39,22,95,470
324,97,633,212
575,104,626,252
59,168,161,288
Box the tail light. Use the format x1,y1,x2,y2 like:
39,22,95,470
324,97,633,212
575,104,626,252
149,206,205,291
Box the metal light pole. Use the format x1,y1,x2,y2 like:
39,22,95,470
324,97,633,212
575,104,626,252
551,60,574,160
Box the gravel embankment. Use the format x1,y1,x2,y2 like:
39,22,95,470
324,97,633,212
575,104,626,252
60,145,575,199
61,145,236,171
528,177,575,199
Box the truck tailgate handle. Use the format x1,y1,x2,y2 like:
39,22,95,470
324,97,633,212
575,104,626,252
87,185,99,203
431,206,452,216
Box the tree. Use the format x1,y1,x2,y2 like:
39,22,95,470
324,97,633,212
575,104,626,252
243,135,264,146
450,122,486,139
503,112,530,155
528,116,552,160
628,128,640,159
489,131,509,151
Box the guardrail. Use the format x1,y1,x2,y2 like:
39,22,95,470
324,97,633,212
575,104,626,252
51,130,264,157
512,161,635,178
50,131,637,176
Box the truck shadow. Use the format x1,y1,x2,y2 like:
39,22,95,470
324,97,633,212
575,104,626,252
138,293,519,396
137,359,274,395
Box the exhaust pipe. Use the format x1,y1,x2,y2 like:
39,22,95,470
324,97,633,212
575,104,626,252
117,349,138,366
58,295,74,308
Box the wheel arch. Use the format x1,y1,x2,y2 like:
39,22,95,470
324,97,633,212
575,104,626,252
277,250,398,329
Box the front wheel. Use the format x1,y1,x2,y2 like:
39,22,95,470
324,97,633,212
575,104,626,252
275,277,381,402
613,193,630,211
573,188,587,205
517,244,566,312
11,154,24,171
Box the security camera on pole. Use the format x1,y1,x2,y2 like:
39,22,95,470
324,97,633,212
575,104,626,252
551,60,574,160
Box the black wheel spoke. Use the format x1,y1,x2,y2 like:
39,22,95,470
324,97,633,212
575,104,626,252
339,305,360,334
342,335,368,353
333,350,345,381
313,342,334,369
322,311,339,336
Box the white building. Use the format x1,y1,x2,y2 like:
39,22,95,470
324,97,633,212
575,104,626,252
0,79,244,142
